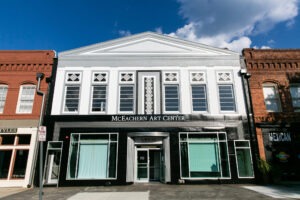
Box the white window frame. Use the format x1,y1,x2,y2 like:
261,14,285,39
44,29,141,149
163,71,180,113
290,84,300,112
178,132,231,180
62,72,82,114
90,85,107,114
118,72,135,114
90,72,108,114
218,84,236,112
66,133,118,180
62,85,81,114
16,85,36,114
118,85,135,114
262,83,281,112
191,85,208,112
0,85,8,113
163,84,180,113
234,140,254,178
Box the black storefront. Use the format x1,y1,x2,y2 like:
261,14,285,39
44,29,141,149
41,114,257,186
259,123,300,181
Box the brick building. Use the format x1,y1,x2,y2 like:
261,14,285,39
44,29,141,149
243,48,300,181
0,51,55,187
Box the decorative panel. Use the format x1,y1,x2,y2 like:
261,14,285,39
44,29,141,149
217,72,232,82
120,72,135,83
190,72,206,83
93,72,108,84
66,72,82,83
164,72,178,83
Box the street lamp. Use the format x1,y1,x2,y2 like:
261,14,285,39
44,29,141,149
36,72,45,200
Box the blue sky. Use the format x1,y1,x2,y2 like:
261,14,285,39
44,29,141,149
0,0,299,53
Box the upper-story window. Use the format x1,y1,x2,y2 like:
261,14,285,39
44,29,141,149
290,84,300,112
16,85,36,114
163,72,180,113
63,72,82,113
190,72,207,112
118,72,135,113
90,72,108,113
262,83,281,112
217,72,236,112
0,85,8,113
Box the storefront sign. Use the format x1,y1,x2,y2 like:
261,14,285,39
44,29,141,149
0,128,17,133
269,132,291,142
111,115,185,122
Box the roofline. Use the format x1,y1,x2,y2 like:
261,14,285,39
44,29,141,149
59,31,239,57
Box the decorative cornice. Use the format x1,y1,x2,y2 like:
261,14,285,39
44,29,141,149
0,64,52,72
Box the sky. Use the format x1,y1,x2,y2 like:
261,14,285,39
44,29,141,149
0,0,299,53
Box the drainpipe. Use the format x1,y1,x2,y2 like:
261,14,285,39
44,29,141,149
240,63,259,181
36,72,45,200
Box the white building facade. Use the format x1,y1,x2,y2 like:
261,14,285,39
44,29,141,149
45,32,254,186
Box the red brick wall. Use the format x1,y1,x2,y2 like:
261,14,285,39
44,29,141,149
243,48,300,159
0,51,55,120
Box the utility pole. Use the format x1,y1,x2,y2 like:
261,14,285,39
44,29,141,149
36,73,45,200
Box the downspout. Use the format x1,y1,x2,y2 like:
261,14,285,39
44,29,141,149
240,58,259,181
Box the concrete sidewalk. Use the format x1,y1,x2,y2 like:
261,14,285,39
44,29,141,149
1,183,300,200
0,188,28,199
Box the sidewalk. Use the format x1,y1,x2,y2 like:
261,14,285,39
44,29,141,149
0,188,28,199
1,183,300,200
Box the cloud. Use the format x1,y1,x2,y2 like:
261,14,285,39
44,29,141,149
118,30,132,37
169,0,299,52
155,27,163,34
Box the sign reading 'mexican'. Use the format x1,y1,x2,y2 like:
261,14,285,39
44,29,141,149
111,115,185,122
269,132,291,142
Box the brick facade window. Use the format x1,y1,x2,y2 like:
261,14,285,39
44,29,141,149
0,85,8,113
262,84,281,112
290,84,300,112
16,85,36,114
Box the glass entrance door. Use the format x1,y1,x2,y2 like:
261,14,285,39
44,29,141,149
44,142,62,185
136,148,162,182
136,149,148,182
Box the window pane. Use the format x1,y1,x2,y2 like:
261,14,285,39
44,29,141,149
0,86,8,113
164,85,179,112
12,150,29,179
236,148,254,177
192,85,207,111
64,86,80,112
290,85,300,111
1,135,15,145
18,85,36,113
67,142,78,179
0,150,12,178
18,135,31,145
67,133,118,179
263,85,281,112
218,85,235,111
180,142,189,177
119,85,134,112
189,143,220,173
108,143,117,178
180,133,230,179
77,143,108,179
91,86,107,112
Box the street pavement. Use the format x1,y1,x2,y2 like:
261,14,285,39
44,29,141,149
1,183,300,200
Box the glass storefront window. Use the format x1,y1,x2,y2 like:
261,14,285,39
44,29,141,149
179,132,230,179
12,150,29,179
0,150,12,179
67,133,118,180
234,140,254,178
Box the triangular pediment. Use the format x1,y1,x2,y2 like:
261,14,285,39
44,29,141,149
59,32,238,57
